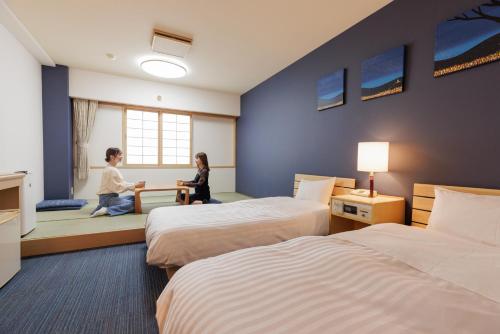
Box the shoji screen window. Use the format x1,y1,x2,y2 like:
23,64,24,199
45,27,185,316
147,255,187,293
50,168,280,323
162,114,191,165
126,109,159,165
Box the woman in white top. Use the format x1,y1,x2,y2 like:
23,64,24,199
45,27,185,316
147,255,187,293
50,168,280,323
91,147,145,217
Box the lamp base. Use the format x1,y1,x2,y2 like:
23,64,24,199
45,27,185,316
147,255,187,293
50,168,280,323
369,172,375,197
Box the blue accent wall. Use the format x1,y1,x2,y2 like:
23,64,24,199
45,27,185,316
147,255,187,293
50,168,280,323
42,65,73,199
237,0,500,222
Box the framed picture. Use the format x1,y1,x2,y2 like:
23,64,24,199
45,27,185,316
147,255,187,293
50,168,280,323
317,69,345,111
361,46,405,101
434,1,500,77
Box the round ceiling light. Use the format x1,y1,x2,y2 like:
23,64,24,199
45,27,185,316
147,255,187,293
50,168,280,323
140,59,187,78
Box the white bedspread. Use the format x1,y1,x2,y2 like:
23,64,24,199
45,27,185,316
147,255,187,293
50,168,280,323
335,223,500,304
145,197,329,268
156,224,500,334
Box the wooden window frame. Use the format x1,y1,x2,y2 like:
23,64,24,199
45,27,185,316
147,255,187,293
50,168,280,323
123,107,193,168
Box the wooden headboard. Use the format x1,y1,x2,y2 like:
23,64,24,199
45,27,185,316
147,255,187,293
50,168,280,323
412,183,500,228
293,174,355,197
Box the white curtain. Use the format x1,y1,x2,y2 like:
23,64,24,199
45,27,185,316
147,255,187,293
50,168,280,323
73,98,97,180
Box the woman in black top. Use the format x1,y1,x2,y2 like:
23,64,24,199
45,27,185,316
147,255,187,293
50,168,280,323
177,152,211,204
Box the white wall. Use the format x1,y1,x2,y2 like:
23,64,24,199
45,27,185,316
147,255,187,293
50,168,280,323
0,23,44,203
192,116,235,166
74,105,236,199
69,68,240,116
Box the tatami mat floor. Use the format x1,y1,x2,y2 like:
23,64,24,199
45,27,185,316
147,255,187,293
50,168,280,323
23,192,252,240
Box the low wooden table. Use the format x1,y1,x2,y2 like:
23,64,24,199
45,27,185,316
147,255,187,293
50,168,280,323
134,185,190,214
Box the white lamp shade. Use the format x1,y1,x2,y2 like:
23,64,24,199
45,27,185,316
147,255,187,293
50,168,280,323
357,142,389,172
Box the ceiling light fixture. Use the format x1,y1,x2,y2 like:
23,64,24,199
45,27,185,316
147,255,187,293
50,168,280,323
140,59,187,79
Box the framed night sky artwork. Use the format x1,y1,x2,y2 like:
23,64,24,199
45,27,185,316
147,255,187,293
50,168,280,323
434,1,500,77
361,46,405,101
317,69,345,111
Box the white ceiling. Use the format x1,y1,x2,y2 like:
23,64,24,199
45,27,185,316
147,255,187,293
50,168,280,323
5,0,392,94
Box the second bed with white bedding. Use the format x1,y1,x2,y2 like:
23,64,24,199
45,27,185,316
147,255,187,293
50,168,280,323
145,197,330,268
156,223,500,334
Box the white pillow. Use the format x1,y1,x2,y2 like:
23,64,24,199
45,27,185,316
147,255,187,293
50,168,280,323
428,187,500,246
295,178,336,205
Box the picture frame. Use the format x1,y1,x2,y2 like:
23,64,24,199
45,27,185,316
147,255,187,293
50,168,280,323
361,46,405,101
317,69,345,111
434,1,500,77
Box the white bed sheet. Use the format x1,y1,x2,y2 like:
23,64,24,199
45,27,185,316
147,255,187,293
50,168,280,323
145,196,329,268
156,223,500,334
335,223,500,303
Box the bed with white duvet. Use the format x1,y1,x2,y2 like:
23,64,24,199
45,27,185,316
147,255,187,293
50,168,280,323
146,196,330,268
146,175,346,268
156,223,500,334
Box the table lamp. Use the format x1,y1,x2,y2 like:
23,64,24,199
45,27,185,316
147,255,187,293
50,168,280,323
357,142,389,198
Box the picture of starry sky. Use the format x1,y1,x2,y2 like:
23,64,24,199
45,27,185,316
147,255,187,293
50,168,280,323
434,1,500,77
361,46,405,101
317,69,345,111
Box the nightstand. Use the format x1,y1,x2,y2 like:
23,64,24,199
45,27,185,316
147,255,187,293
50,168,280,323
330,194,405,234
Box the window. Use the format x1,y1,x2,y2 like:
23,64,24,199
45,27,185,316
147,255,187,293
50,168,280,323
125,108,191,166
126,109,159,165
162,113,191,165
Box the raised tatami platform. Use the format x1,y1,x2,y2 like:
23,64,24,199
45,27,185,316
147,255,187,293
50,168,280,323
21,192,252,257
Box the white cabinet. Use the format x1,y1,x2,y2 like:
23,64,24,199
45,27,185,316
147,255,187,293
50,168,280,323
20,172,36,235
0,211,21,287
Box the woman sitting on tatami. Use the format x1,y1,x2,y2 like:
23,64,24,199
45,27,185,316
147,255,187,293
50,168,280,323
91,147,145,217
176,152,211,205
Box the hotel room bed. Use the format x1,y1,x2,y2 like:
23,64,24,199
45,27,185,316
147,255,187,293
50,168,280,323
155,183,500,334
156,223,500,334
146,196,330,268
145,174,355,269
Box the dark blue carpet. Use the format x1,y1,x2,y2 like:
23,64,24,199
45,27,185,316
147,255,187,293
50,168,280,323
0,243,168,334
